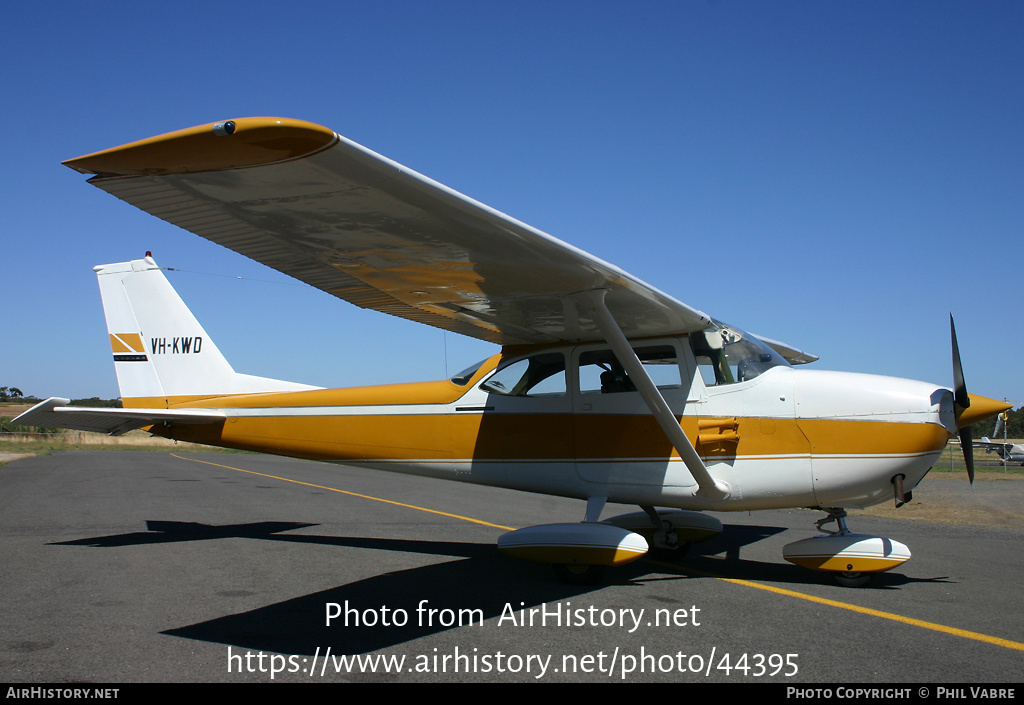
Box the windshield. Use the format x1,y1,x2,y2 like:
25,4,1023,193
689,321,788,386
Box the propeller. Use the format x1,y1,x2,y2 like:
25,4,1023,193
949,316,1014,484
950,315,975,483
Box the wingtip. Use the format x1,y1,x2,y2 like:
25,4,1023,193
63,118,337,176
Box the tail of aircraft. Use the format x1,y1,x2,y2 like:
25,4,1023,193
97,255,319,407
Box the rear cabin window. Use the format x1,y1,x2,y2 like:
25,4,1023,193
479,353,566,397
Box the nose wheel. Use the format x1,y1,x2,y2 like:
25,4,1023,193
783,508,911,587
814,507,851,534
834,571,871,588
816,510,872,587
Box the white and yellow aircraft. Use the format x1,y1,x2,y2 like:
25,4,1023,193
17,118,1011,586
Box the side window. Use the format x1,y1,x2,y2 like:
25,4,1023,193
578,345,681,394
689,325,788,386
639,346,683,389
480,352,566,397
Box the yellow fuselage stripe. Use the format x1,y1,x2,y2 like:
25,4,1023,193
156,412,949,464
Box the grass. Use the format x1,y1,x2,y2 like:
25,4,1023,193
0,410,247,457
933,445,1024,476
0,428,246,458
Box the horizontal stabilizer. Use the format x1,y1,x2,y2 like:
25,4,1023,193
13,397,226,436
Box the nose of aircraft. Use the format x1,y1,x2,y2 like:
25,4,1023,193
957,394,1012,430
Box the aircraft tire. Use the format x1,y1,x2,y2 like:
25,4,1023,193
553,563,607,585
650,542,691,561
833,571,872,588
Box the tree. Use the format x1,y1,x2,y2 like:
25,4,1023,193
970,405,1023,440
0,387,24,401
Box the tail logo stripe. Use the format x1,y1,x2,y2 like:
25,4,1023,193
109,333,145,353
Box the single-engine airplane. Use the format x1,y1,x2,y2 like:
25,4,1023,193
977,412,1024,465
17,118,1011,586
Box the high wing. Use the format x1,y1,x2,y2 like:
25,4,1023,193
64,117,812,360
63,118,708,345
14,398,226,436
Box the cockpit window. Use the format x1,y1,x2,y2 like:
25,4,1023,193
689,322,788,386
480,352,566,397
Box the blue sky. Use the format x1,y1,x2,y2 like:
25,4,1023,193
2,1,1021,411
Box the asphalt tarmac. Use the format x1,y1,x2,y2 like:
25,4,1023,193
1,451,1021,684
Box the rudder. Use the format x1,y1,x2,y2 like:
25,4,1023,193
96,255,317,406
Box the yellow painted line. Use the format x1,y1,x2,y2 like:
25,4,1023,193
170,453,514,531
649,560,1024,653
172,453,1023,653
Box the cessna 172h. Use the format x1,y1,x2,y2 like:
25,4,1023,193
17,118,1011,586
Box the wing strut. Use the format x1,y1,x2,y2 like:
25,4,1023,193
578,290,730,500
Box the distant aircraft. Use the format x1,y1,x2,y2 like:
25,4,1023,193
979,440,1024,465
978,413,1024,465
17,118,1011,586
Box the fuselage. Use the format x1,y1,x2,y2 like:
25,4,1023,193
149,333,962,512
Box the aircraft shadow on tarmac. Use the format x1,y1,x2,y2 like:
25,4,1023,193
51,521,319,547
51,519,950,655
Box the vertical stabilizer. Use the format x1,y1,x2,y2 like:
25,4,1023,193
96,256,319,406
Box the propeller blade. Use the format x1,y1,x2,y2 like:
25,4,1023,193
951,315,974,484
951,315,970,411
949,316,1012,482
959,426,975,484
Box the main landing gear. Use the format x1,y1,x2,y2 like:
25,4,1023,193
602,506,723,560
496,501,724,585
783,508,911,588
